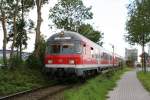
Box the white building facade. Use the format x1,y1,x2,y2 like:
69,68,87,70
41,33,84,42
125,48,138,62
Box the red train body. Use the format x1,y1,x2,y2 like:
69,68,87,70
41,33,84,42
44,31,122,77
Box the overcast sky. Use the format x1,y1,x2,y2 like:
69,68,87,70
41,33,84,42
0,0,142,57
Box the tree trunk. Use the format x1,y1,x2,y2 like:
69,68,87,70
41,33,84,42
20,0,24,61
142,33,146,72
142,44,144,71
143,48,146,72
1,10,7,66
10,16,17,58
10,0,19,67
17,47,19,57
35,0,42,57
20,43,22,60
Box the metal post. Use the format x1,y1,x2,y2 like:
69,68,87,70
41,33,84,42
109,44,115,69
112,45,114,68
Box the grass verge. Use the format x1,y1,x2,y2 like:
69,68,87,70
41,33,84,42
64,67,130,100
0,66,52,96
137,71,150,92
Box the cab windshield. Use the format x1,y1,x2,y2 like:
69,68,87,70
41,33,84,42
47,41,82,54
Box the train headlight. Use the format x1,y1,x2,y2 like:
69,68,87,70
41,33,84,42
69,60,75,64
48,60,53,64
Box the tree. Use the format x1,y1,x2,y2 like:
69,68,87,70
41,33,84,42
49,0,93,31
125,0,150,72
7,0,34,60
34,0,48,58
78,24,103,45
3,0,34,67
14,19,28,59
0,0,9,66
0,0,35,67
16,0,34,60
9,0,19,62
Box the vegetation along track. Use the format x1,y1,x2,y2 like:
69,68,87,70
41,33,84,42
0,68,121,100
0,83,74,100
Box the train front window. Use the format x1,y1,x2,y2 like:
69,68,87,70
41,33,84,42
48,44,61,54
47,41,82,54
62,44,74,54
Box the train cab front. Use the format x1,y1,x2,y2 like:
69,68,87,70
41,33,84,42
44,31,83,77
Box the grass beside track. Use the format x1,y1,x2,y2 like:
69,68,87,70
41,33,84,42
137,71,150,92
64,67,131,100
0,66,52,96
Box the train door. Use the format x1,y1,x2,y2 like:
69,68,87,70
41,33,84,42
95,49,99,64
98,51,101,65
82,43,87,64
83,44,86,55
90,47,96,64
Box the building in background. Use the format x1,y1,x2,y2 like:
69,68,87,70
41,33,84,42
125,48,138,66
0,50,12,59
148,44,150,55
0,50,31,61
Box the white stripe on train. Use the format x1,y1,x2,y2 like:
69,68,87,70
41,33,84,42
45,64,118,69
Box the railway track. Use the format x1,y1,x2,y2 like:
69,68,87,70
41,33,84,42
0,83,73,100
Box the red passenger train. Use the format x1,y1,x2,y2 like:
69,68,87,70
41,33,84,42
44,31,123,77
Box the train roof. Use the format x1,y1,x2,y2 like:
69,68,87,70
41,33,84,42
47,31,120,56
47,31,105,49
47,31,82,42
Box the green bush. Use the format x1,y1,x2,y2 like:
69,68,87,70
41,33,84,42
26,54,43,69
0,65,51,95
26,35,46,69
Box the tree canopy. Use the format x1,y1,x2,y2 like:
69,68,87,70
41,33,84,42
125,0,150,46
0,0,35,66
49,0,93,31
78,24,103,45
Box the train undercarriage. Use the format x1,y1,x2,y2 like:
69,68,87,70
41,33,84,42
44,65,119,79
